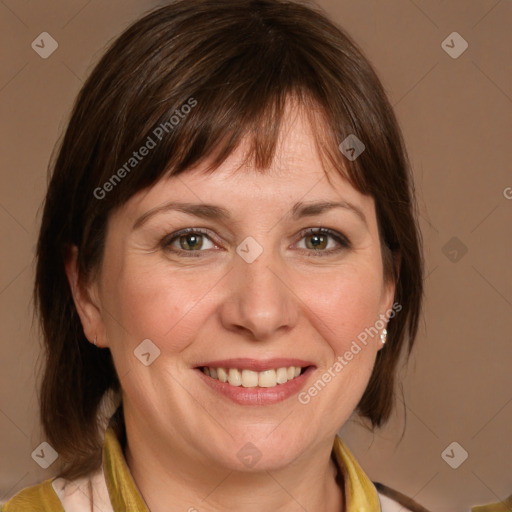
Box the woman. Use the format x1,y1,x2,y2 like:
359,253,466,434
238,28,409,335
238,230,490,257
2,0,428,510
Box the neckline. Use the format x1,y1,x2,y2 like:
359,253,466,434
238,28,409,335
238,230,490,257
102,407,381,512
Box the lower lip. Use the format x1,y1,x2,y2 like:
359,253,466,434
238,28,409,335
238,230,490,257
195,367,315,405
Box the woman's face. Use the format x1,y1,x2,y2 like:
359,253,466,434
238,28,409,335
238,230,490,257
78,105,396,472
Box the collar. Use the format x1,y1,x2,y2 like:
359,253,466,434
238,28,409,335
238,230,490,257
102,411,381,512
331,436,382,511
102,410,150,512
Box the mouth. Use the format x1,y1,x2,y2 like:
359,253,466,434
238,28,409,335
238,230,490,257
193,359,315,405
198,365,308,388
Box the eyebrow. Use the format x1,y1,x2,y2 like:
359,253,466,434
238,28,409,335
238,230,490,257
132,199,367,231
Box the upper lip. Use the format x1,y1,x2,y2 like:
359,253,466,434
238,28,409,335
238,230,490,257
194,358,315,372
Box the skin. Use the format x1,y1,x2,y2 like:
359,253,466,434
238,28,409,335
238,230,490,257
66,103,396,512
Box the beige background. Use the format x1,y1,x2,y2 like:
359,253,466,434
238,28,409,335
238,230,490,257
1,1,511,511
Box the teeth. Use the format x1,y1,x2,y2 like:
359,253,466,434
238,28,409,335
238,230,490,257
259,369,276,387
217,367,228,383
276,367,288,384
201,365,305,387
228,368,242,386
241,369,258,388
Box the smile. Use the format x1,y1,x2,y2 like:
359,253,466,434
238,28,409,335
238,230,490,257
200,366,305,388
194,358,315,405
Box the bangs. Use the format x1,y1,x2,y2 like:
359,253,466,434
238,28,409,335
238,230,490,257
160,90,353,187
84,4,373,214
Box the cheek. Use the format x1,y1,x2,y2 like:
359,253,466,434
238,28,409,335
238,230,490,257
294,266,384,428
300,262,384,355
101,254,219,353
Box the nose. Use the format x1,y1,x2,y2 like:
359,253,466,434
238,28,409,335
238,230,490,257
219,247,299,341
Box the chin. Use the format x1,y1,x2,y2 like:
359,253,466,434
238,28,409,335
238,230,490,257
205,429,310,473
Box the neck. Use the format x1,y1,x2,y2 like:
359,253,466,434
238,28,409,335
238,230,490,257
123,422,344,512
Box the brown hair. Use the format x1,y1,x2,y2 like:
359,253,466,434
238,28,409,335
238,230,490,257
34,0,423,480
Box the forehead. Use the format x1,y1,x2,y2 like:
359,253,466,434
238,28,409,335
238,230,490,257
112,103,374,229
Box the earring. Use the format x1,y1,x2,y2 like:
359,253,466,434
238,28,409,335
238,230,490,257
380,328,387,345
93,335,97,346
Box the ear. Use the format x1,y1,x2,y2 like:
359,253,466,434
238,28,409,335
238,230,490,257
380,276,396,319
377,251,401,350
64,244,106,347
381,251,402,306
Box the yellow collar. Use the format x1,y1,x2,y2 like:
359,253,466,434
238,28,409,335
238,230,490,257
102,415,150,511
331,436,381,511
102,414,380,512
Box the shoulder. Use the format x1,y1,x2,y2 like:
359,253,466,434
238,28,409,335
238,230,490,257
1,478,64,512
2,467,111,512
375,482,432,512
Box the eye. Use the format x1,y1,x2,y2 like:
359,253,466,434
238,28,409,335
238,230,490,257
295,228,351,255
160,226,351,258
161,228,217,255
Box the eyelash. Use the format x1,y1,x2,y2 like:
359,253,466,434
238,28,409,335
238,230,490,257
160,227,351,257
